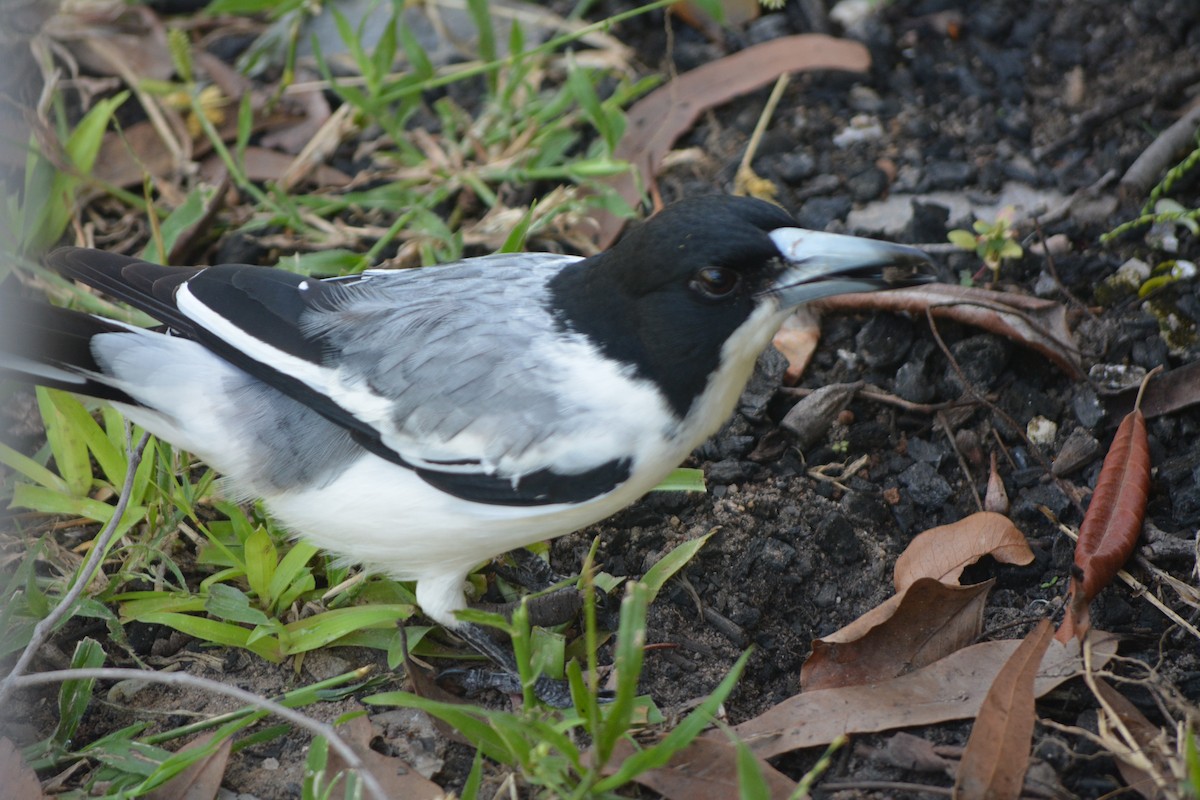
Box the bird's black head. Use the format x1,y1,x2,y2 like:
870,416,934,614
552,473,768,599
548,195,930,421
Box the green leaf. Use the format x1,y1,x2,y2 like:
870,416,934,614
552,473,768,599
140,187,212,264
206,583,272,626
36,387,93,496
55,637,106,745
641,529,715,602
25,91,129,253
498,205,536,253
947,229,978,250
11,484,145,536
276,249,370,276
652,467,706,492
734,732,771,800
595,582,649,764
593,648,751,791
243,525,278,603
136,610,282,661
282,604,414,655
364,691,509,762
0,441,69,493
49,390,126,490
566,56,616,152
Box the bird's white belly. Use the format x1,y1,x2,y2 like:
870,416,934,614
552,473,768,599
264,449,680,584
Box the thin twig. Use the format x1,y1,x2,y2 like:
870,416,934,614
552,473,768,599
1045,511,1200,643
937,410,983,512
0,429,150,707
11,667,388,800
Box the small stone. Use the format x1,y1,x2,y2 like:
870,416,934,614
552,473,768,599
775,152,817,184
899,461,953,508
1073,386,1105,428
832,115,884,148
1026,416,1058,447
1053,429,1100,477
924,160,976,190
797,196,852,230
816,513,863,564
857,313,914,368
906,437,945,466
943,335,1010,394
847,166,889,203
758,538,797,571
847,85,885,113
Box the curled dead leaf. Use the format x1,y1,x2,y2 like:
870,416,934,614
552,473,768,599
893,511,1034,592
801,578,993,692
816,284,1084,379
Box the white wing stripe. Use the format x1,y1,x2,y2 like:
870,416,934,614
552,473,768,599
174,283,399,436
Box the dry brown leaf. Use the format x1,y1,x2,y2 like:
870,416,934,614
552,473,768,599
985,452,1010,514
953,619,1054,800
801,578,992,692
143,732,231,800
604,736,796,799
771,307,821,385
0,737,46,800
47,3,175,83
780,381,862,450
726,632,1117,760
816,284,1084,379
1112,359,1200,419
873,732,953,774
324,715,444,800
199,147,351,188
590,35,871,249
893,511,1033,592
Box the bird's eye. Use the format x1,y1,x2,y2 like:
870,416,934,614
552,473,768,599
690,267,741,299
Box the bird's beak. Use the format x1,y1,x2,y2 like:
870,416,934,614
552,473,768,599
765,228,935,308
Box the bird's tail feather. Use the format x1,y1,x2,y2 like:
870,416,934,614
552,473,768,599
0,292,138,403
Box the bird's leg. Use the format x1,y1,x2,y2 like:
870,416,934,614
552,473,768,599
441,621,579,707
439,549,619,706
486,546,613,623
472,585,583,628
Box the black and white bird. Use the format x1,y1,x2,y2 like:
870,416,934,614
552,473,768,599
3,195,931,701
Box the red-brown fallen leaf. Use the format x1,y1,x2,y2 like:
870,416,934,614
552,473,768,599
724,632,1117,759
601,736,797,799
324,715,444,800
893,512,1034,592
0,737,46,800
801,578,993,692
953,619,1054,800
143,732,231,800
1073,403,1150,602
589,35,872,249
816,284,1084,379
1060,370,1156,642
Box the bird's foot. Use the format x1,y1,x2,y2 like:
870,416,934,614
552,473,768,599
446,621,614,707
438,667,598,708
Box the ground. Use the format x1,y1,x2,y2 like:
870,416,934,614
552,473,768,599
3,0,1200,797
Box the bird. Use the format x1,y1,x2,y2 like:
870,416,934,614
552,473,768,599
2,194,932,703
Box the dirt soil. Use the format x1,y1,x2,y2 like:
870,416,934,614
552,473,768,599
5,0,1200,798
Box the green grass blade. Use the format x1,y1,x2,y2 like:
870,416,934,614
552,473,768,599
641,528,715,602
54,637,106,745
